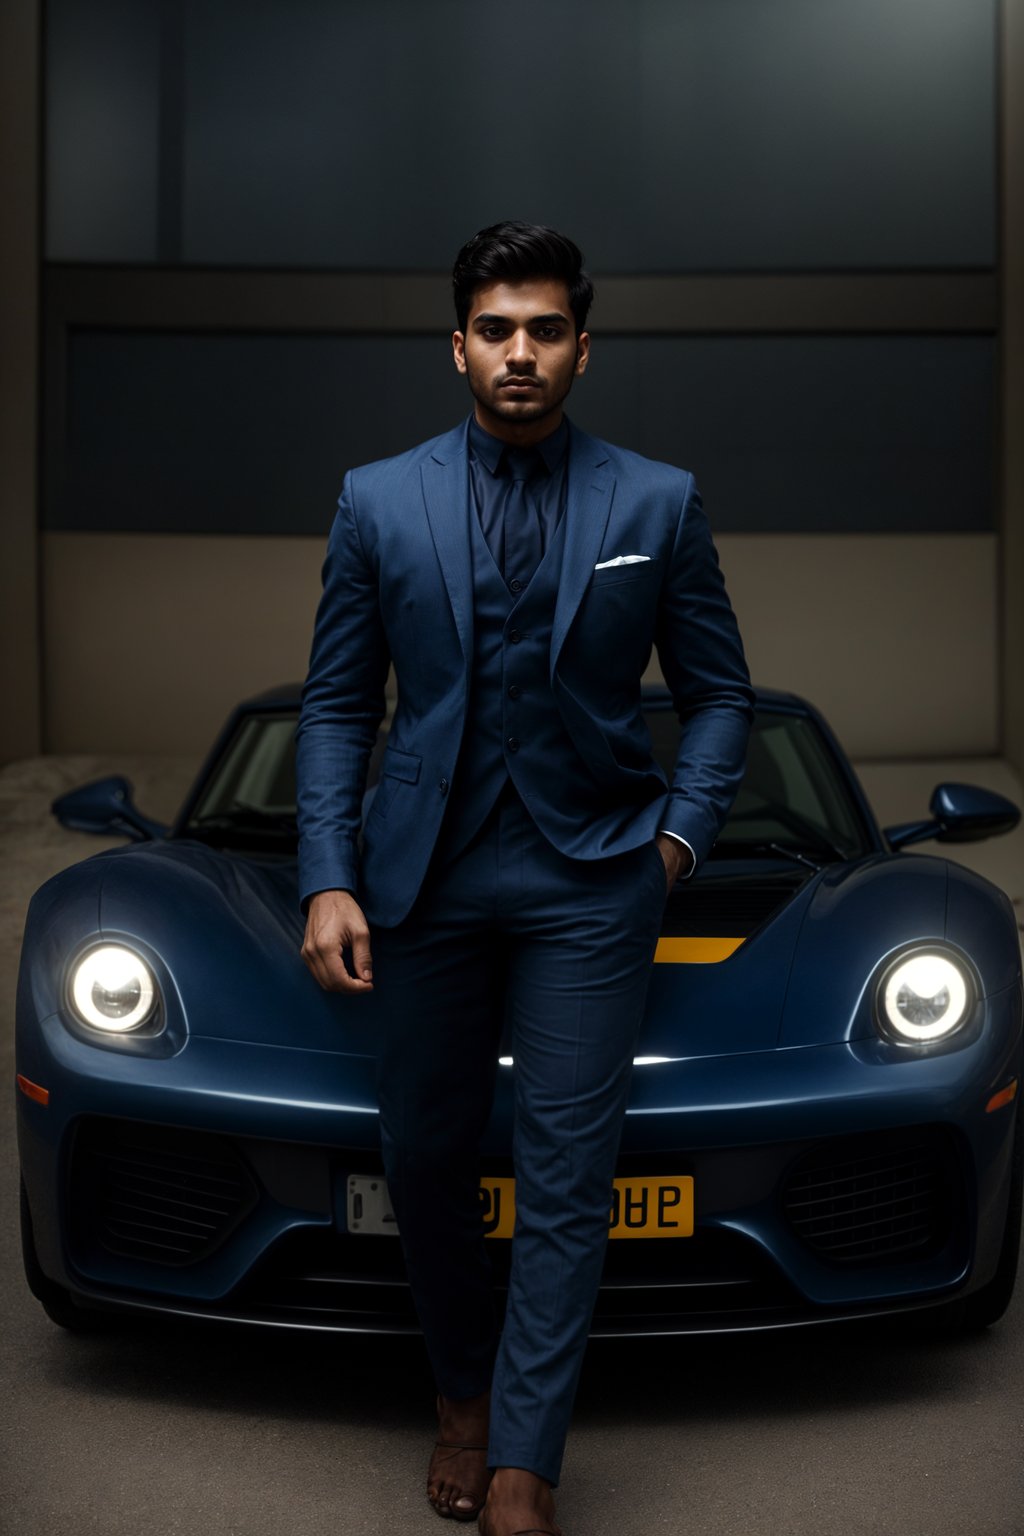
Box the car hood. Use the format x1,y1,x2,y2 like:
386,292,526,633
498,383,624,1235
62,842,959,1061
641,854,951,1057
91,841,375,1056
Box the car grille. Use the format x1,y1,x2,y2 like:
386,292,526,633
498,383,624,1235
64,1121,966,1332
233,1222,798,1336
781,1129,954,1264
70,1118,260,1266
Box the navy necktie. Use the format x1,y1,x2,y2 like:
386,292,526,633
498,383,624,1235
494,447,544,586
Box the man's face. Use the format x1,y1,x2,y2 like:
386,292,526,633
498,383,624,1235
452,278,590,442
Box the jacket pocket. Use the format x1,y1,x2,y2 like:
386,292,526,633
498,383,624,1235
380,744,422,783
589,557,660,588
369,745,421,819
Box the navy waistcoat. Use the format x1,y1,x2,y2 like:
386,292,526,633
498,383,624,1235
438,486,649,863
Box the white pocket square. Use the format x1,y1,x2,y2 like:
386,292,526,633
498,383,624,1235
594,554,651,569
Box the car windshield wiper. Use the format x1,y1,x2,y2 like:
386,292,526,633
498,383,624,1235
724,803,850,864
712,838,822,871
765,842,823,871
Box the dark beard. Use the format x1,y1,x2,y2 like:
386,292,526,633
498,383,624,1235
464,366,574,426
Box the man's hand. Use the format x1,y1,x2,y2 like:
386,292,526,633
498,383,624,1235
655,833,693,895
301,889,374,993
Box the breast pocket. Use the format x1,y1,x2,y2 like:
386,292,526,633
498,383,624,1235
576,558,661,674
588,557,661,589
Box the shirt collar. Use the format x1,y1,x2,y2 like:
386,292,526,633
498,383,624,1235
467,415,569,476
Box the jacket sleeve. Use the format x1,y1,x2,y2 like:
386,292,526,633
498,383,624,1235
653,475,755,868
294,472,390,910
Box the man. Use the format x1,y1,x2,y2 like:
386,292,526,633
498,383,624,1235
296,222,753,1536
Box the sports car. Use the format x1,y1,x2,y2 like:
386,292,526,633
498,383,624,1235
16,685,1024,1338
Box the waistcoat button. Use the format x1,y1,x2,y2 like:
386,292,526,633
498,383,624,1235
508,628,522,643
506,737,520,753
507,684,521,699
509,578,523,593
438,778,449,795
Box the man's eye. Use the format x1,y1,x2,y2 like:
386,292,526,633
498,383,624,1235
481,327,506,339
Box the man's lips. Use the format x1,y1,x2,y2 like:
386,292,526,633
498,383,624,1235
499,378,541,390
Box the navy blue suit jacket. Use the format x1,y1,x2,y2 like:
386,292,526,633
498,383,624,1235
296,417,754,926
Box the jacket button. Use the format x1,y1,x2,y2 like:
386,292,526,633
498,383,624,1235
507,684,521,700
438,778,449,795
507,737,520,753
509,578,523,593
509,628,522,643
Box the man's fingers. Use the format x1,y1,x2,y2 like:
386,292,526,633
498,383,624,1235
311,943,371,993
300,932,336,990
304,937,372,993
350,930,374,983
301,891,374,994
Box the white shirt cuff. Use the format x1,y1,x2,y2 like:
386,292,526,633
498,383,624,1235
657,829,697,879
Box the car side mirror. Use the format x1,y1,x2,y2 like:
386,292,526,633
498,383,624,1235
51,776,168,842
885,782,1021,851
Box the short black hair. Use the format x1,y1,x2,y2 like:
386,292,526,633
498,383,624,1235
452,221,594,335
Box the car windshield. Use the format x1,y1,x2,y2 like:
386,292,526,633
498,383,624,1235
185,715,301,849
648,704,873,861
184,704,874,862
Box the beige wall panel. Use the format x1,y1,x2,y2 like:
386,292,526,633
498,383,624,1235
45,531,997,760
648,533,998,760
43,534,327,754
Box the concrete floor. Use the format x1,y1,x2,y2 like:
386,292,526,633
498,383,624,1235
2,751,1024,1536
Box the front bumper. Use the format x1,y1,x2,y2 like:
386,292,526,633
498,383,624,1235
17,993,1022,1336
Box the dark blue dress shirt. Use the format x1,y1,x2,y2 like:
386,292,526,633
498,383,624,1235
465,414,695,875
467,416,569,593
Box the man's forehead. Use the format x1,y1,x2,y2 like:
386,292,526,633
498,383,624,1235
466,279,572,324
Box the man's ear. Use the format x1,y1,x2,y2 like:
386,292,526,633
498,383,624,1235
452,331,468,375
574,331,591,376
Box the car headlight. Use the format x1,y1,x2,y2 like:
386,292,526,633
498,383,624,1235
876,949,973,1044
68,944,158,1032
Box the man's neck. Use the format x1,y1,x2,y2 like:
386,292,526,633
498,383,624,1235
472,406,565,448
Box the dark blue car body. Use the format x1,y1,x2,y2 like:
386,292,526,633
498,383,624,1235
16,686,1024,1336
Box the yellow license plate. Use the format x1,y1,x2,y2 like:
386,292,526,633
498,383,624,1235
480,1175,694,1240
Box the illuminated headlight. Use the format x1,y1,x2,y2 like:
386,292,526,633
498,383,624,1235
68,945,158,1032
876,950,973,1043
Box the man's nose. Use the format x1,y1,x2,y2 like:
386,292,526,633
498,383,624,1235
505,330,536,370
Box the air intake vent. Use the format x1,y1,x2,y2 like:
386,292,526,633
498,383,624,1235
71,1118,259,1266
662,874,807,937
781,1130,952,1264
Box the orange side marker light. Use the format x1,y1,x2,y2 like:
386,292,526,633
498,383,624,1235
16,1074,50,1107
985,1080,1018,1115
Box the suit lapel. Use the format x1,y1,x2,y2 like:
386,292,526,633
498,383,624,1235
550,425,615,678
420,423,473,666
419,418,615,677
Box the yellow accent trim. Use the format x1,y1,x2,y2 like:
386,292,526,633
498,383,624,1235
654,936,745,964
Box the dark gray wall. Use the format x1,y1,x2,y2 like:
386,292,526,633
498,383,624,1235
53,331,995,535
0,0,41,764
42,0,999,540
46,0,996,271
